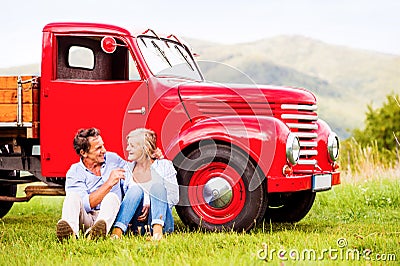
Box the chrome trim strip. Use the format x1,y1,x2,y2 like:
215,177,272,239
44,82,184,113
281,114,318,120
300,150,318,156
286,122,318,130
300,141,318,147
298,159,317,165
294,132,318,139
281,104,318,111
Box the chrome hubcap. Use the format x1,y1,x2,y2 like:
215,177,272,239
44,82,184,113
203,177,233,209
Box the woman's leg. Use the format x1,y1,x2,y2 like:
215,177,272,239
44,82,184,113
149,183,168,227
148,183,174,239
113,185,144,234
129,199,147,235
163,207,175,233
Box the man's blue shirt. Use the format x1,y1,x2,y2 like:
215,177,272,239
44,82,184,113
65,152,127,212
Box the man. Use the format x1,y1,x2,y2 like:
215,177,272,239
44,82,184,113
56,127,130,241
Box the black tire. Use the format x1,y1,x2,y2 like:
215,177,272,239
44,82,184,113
0,184,17,218
176,143,267,232
264,190,316,223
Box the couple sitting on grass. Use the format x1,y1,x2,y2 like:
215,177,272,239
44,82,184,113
56,127,179,241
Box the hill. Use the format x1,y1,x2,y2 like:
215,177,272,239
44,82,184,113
0,64,40,76
187,36,400,138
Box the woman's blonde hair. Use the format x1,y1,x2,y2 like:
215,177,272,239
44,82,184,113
127,128,157,159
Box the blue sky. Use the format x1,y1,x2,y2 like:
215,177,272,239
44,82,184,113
0,0,399,67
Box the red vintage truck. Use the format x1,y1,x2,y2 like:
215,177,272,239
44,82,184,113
0,22,340,232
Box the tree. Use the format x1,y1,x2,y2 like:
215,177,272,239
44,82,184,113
352,93,400,154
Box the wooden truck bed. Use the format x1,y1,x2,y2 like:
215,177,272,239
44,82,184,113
0,76,39,138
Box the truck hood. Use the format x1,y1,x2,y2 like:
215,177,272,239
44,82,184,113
176,81,317,118
178,82,316,105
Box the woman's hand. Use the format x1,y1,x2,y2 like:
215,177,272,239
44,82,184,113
137,204,150,222
152,148,164,159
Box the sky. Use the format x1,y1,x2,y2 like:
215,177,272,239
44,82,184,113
0,0,399,68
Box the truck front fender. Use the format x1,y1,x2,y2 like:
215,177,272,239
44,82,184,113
168,115,291,184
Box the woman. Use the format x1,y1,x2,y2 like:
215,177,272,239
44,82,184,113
111,128,179,240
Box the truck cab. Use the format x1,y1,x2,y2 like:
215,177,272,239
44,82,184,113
0,22,340,232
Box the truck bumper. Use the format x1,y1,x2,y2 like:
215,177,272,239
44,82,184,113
267,171,340,193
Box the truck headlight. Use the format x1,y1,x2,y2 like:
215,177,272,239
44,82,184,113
327,132,339,161
286,133,300,165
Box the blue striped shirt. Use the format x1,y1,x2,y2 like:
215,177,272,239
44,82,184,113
65,152,127,212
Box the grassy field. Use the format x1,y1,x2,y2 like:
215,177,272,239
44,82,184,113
0,169,398,265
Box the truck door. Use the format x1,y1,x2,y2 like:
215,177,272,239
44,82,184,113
40,35,148,177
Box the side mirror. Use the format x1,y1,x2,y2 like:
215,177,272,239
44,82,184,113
101,36,117,54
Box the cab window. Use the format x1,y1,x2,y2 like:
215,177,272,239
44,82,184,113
56,36,140,80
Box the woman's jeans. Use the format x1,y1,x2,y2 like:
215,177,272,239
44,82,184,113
114,183,174,234
113,184,143,233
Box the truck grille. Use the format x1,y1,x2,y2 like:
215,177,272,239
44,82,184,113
195,101,319,166
280,104,318,165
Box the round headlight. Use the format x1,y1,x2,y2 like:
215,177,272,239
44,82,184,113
286,133,300,165
327,132,339,161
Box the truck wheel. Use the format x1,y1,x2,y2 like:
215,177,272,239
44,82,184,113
0,184,17,218
264,190,316,223
176,143,267,232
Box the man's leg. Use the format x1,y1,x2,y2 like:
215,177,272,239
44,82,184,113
86,192,120,239
57,192,93,240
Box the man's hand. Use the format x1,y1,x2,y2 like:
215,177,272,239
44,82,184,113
89,168,125,209
137,204,150,222
106,168,125,187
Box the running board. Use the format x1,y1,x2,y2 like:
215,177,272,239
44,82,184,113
0,185,65,202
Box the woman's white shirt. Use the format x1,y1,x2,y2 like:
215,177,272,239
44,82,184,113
123,159,179,208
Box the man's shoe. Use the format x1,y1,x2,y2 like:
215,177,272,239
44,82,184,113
56,220,74,242
87,219,107,240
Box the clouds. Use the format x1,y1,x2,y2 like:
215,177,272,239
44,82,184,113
0,0,399,67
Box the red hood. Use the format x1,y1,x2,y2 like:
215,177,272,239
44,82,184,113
178,82,316,105
175,81,317,119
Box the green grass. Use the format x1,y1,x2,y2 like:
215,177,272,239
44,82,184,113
1,176,399,266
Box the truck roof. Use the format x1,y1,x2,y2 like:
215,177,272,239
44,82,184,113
43,22,131,36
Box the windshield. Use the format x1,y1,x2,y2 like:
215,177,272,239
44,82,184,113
137,36,203,81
